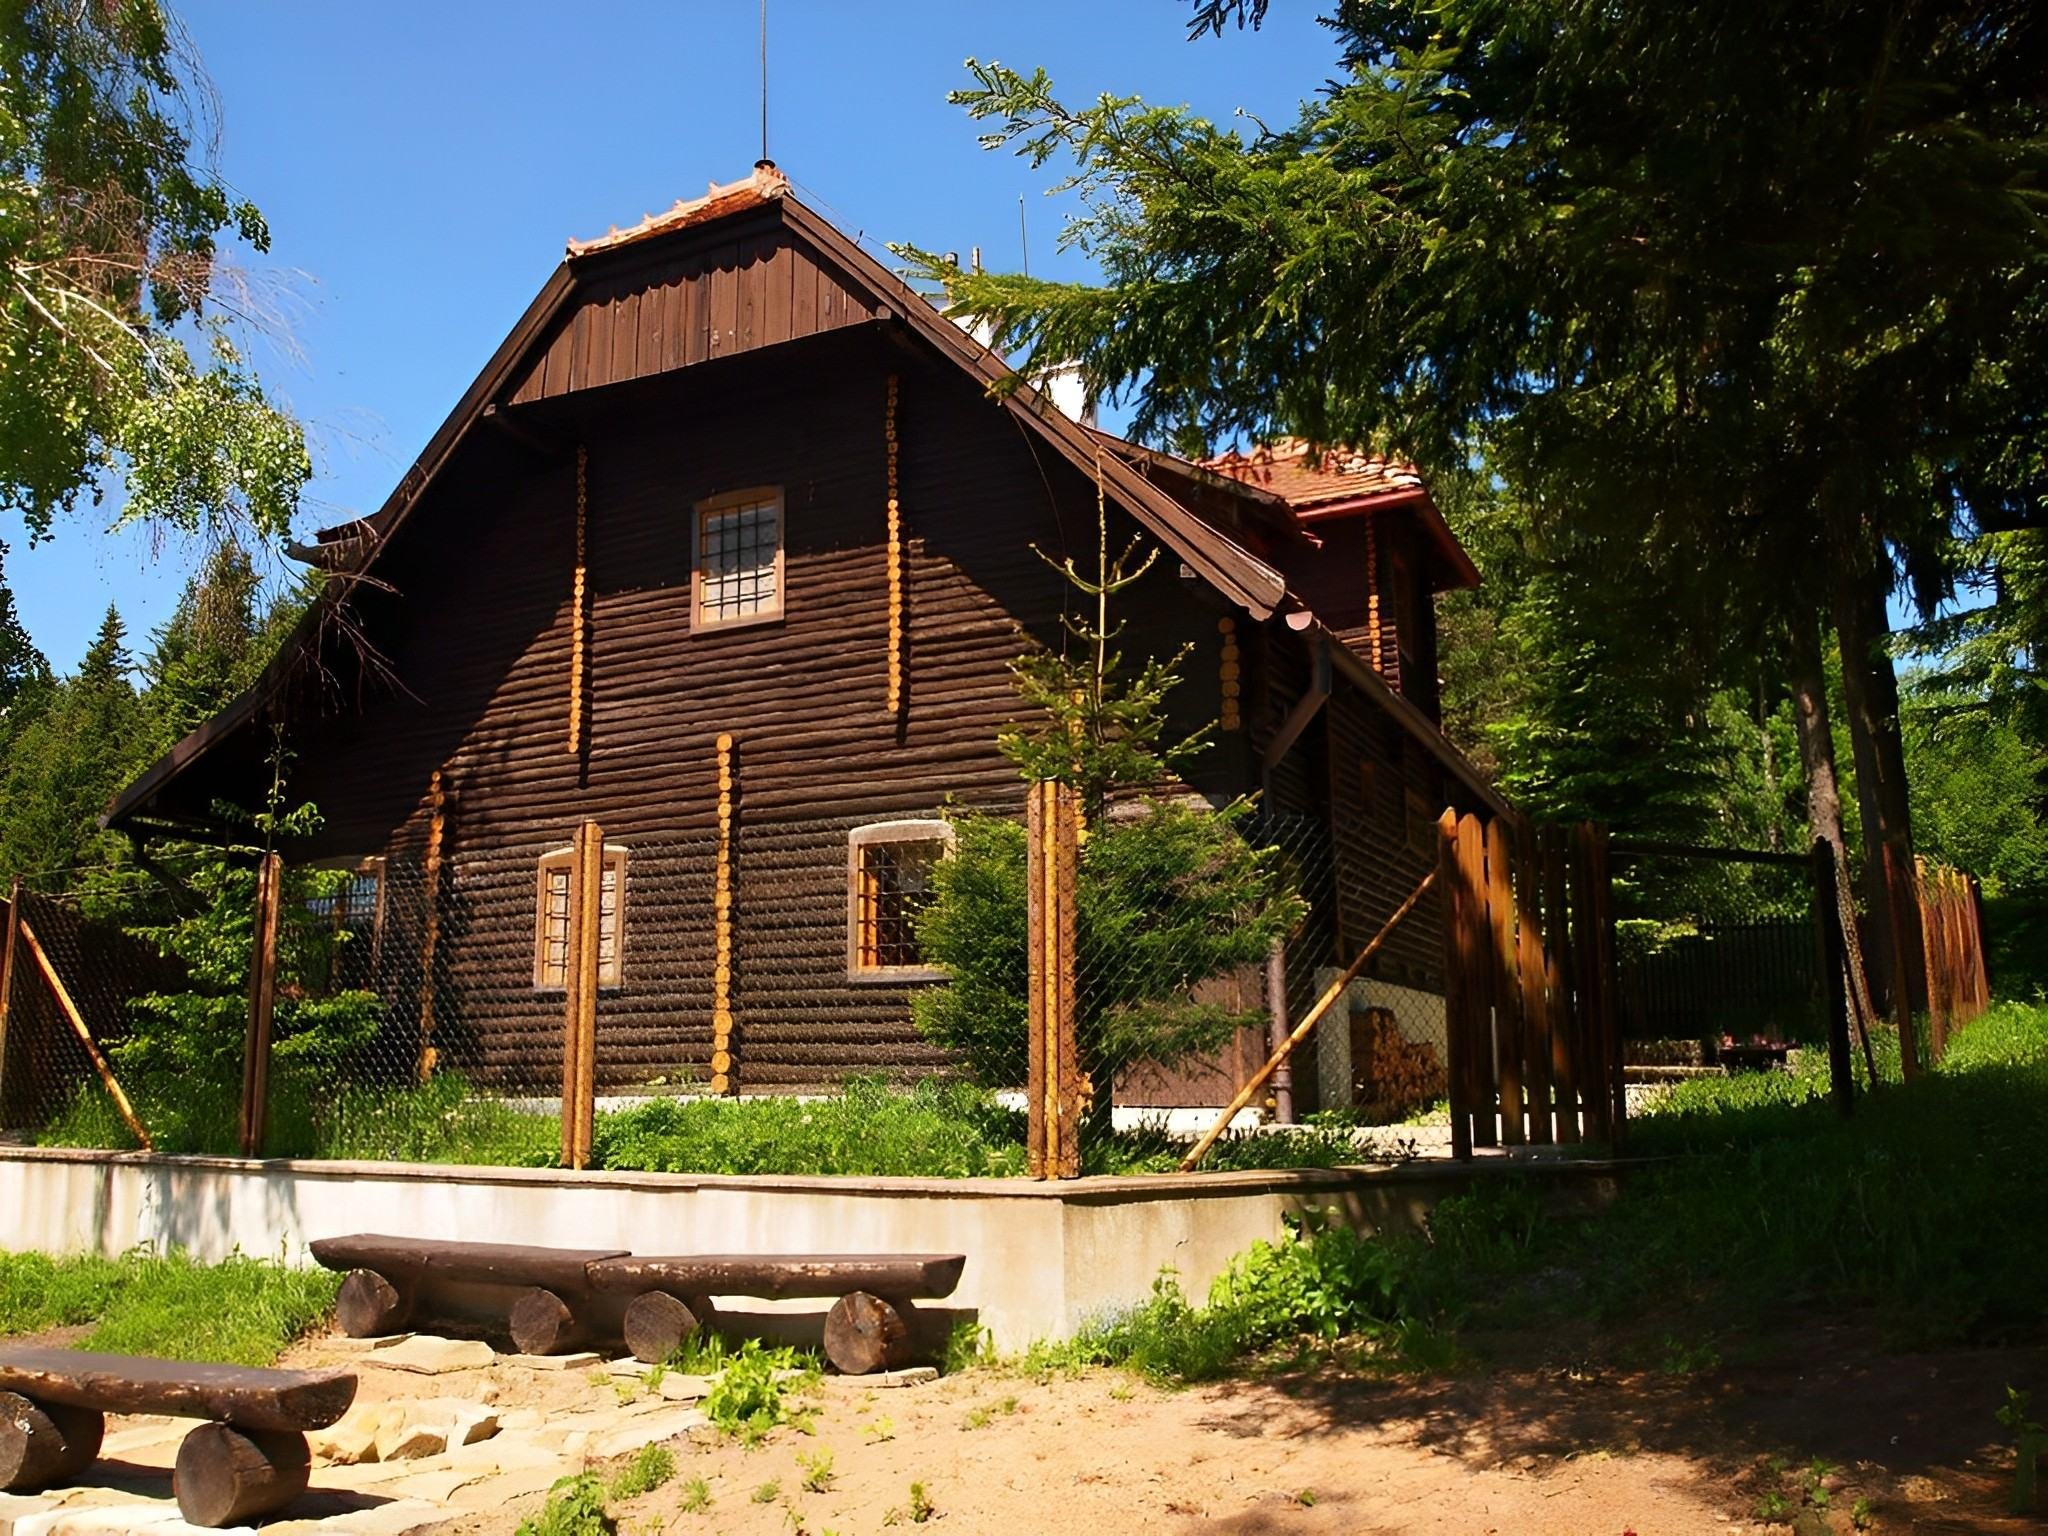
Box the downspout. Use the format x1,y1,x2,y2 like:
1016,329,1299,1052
1259,626,1333,1124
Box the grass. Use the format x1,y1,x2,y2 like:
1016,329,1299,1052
1006,1003,2048,1383
0,1248,339,1365
41,1068,561,1167
608,1444,676,1501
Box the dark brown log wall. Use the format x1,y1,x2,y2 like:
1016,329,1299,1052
277,331,1243,1091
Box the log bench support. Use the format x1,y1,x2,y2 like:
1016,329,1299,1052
0,1347,353,1528
312,1236,968,1376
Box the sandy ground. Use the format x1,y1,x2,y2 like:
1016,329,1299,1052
418,1323,2043,1536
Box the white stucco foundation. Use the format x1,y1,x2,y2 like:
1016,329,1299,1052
0,1148,1617,1351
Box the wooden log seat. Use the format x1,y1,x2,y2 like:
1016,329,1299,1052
308,1234,629,1354
587,1253,967,1375
0,1346,355,1528
309,1235,969,1375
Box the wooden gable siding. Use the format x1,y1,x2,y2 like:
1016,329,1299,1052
507,220,881,406
278,333,1237,1092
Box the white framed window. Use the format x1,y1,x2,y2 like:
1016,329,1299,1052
692,486,784,629
846,819,953,981
535,844,627,989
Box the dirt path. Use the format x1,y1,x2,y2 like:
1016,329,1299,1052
434,1328,2041,1536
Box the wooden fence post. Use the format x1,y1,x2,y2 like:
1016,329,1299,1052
1812,839,1854,1116
0,877,18,1126
560,819,603,1169
1264,938,1293,1124
1881,841,1920,1081
1586,824,1623,1143
1541,826,1579,1144
1026,781,1081,1179
1437,810,1473,1160
238,851,282,1158
1485,818,1525,1146
711,734,738,1096
1514,822,1553,1145
415,770,446,1081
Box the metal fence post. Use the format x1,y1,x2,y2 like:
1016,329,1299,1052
239,851,283,1158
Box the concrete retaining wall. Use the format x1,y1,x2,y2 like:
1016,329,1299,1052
0,1148,1619,1350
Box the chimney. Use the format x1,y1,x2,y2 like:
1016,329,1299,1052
1039,360,1097,428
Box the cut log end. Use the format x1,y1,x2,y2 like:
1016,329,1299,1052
508,1286,586,1357
173,1423,310,1528
622,1290,708,1365
334,1268,410,1339
0,1393,103,1491
822,1292,913,1376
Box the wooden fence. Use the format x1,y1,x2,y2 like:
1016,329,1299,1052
1917,858,1990,1064
1438,811,1623,1157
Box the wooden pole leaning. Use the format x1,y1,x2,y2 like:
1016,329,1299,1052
1881,840,1920,1082
18,921,151,1151
1180,867,1437,1174
239,851,283,1157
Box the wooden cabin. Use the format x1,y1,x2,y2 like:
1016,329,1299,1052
105,164,1505,1113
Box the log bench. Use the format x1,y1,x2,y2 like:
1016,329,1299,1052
587,1253,968,1375
0,1346,356,1528
310,1235,966,1375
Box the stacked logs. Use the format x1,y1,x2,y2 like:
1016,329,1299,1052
1347,1004,1445,1121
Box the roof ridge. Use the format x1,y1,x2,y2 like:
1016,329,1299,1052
566,162,790,259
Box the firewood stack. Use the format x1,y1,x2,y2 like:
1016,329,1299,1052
1347,1005,1445,1121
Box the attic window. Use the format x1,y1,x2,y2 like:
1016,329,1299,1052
847,820,953,980
535,845,626,989
693,487,784,628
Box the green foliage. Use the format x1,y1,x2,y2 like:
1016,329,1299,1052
1996,1386,2043,1514
676,1477,711,1513
515,1474,614,1536
0,1247,338,1365
607,1444,676,1502
914,799,1303,1090
0,1,307,543
699,1338,818,1441
1901,672,2048,896
593,1076,1027,1178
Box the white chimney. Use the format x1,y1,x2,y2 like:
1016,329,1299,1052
1039,360,1097,427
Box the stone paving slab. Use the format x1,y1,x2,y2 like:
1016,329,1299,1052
497,1351,600,1372
367,1336,496,1374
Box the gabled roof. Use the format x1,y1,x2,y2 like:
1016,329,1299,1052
1201,438,1480,591
1201,438,1425,512
105,166,1296,831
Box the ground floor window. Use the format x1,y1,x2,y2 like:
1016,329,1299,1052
847,820,952,980
535,844,626,989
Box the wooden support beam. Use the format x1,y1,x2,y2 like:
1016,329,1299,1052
1181,868,1437,1173
18,920,151,1151
710,735,737,1096
1261,636,1332,796
884,375,905,715
1541,825,1579,1143
1486,817,1524,1145
238,851,282,1158
560,819,602,1168
1514,820,1553,1144
1218,615,1242,732
1026,780,1081,1179
568,446,590,757
415,772,446,1081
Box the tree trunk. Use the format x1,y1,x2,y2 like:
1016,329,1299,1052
1788,609,1880,1085
1831,557,1925,1019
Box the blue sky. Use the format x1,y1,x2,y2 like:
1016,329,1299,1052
5,0,1334,672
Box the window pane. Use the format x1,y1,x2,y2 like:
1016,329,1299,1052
858,838,942,969
698,496,780,624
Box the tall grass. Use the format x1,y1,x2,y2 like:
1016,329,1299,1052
0,1249,339,1365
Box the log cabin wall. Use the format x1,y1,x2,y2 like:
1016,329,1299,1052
262,330,1242,1092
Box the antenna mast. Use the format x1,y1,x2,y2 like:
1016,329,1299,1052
759,0,769,162
1019,194,1029,276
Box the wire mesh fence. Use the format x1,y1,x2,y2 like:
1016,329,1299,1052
1606,841,1826,1061
7,804,1913,1173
